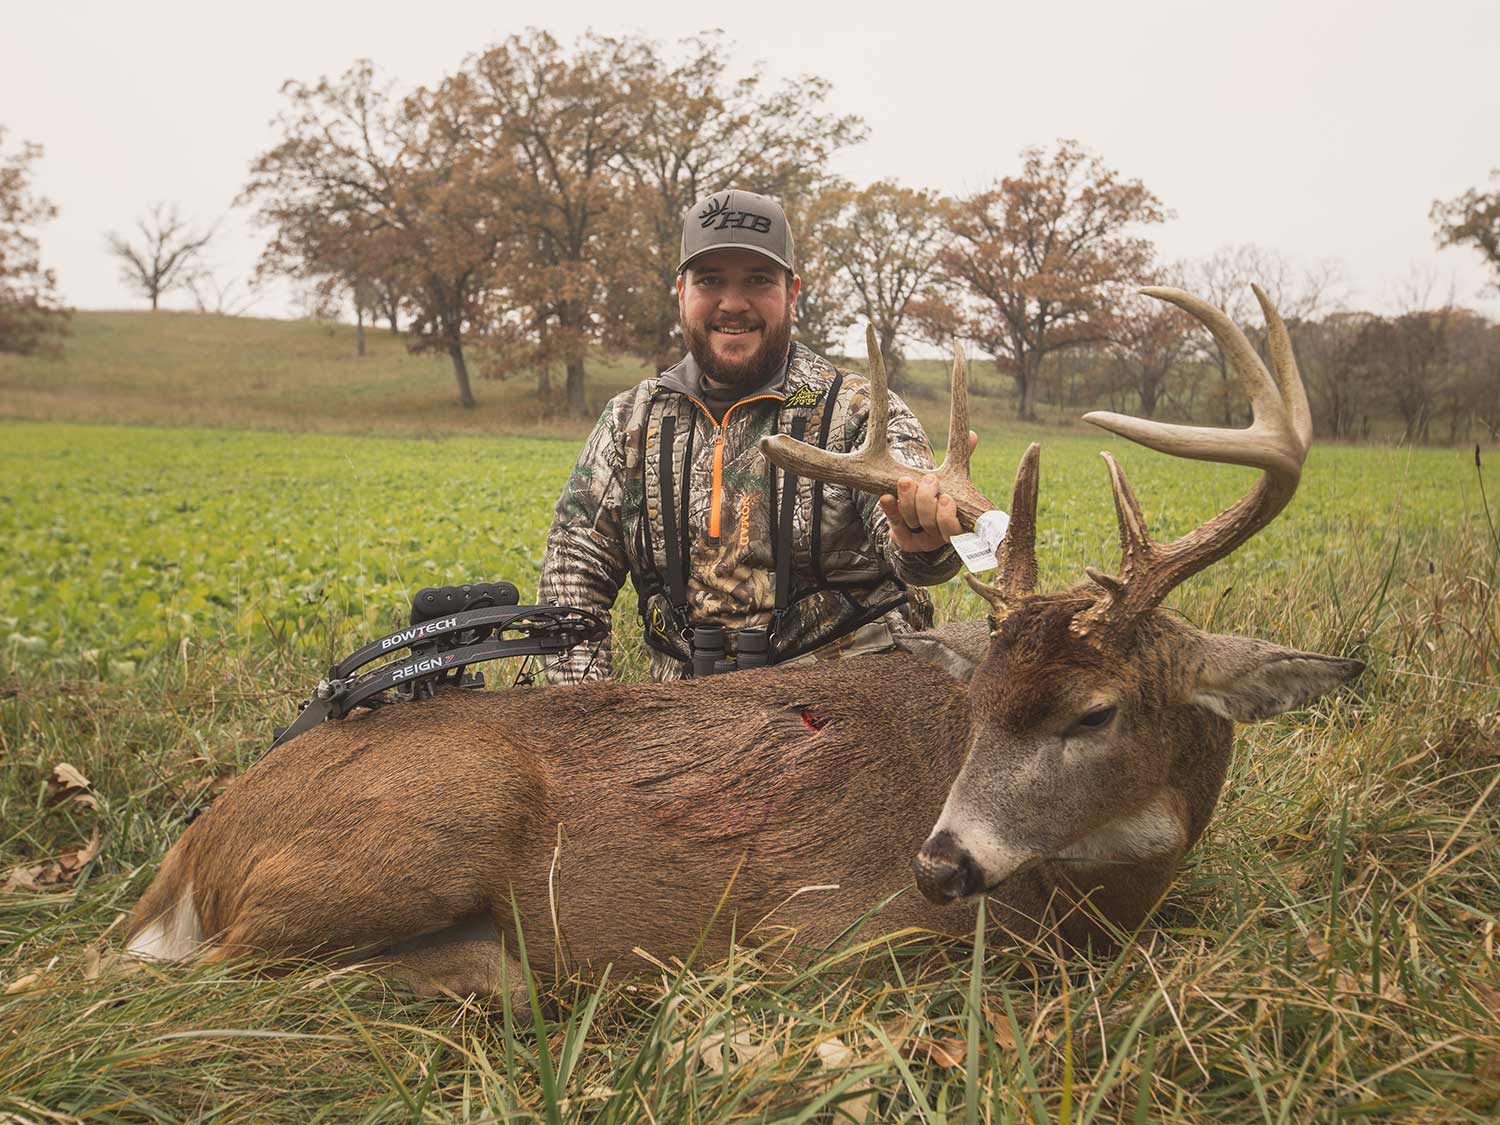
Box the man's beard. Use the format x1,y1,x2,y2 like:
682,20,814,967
683,305,793,388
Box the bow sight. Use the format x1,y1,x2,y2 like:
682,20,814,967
265,581,607,753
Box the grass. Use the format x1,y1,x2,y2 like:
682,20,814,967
0,416,1495,1121
0,311,1098,443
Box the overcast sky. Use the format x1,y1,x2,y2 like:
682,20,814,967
5,0,1498,320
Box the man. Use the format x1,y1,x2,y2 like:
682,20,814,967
537,189,966,682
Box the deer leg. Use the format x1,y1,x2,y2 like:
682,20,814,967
379,914,530,1007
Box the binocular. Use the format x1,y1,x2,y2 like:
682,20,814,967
688,624,770,677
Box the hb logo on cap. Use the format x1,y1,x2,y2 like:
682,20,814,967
697,196,773,234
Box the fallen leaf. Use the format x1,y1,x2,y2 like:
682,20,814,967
902,1035,967,1069
815,1035,877,1123
2,830,101,892
694,1029,775,1075
47,763,98,811
5,972,41,994
984,1006,1019,1051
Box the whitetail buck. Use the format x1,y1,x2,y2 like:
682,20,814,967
126,286,1361,999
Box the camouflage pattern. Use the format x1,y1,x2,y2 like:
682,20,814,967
536,343,962,682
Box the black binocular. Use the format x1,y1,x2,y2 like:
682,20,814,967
688,624,770,677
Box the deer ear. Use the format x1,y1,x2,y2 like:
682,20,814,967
895,620,991,682
1187,634,1364,722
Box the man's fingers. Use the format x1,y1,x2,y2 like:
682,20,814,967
896,476,921,530
936,494,962,540
915,474,941,532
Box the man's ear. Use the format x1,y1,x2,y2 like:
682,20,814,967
1187,634,1364,722
894,619,991,682
788,272,801,317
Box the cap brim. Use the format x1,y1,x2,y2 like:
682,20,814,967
677,244,793,274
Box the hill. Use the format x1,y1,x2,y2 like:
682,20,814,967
0,311,1065,441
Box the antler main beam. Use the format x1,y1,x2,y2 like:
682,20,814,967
760,325,997,529
1072,285,1312,636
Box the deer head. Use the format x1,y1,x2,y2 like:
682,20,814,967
762,288,1362,909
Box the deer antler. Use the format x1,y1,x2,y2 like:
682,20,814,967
761,325,998,528
760,325,1042,614
1072,284,1311,637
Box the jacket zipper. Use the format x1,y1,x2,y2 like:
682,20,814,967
679,392,784,540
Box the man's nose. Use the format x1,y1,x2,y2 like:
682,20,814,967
716,285,751,313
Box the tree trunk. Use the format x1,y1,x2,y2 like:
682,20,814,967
879,325,904,393
1016,353,1040,421
1139,372,1160,419
151,290,159,311
537,364,552,398
566,357,588,417
448,342,477,409
356,305,366,357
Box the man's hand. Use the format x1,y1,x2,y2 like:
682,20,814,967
879,431,979,553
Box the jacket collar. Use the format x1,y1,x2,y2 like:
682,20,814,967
656,345,796,402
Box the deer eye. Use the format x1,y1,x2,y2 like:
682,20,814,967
1068,705,1117,735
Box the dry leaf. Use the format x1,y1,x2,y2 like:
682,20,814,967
694,1029,774,1075
1307,933,1331,960
815,1035,877,1123
5,972,42,994
47,763,98,811
902,1035,967,1069
984,1006,1019,1050
2,830,101,892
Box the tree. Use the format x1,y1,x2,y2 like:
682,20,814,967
924,140,1167,420
1296,310,1378,441
1107,279,1196,418
453,31,648,416
818,180,947,389
1186,244,1343,425
610,32,866,371
1432,171,1500,291
784,185,856,358
242,61,511,407
1350,309,1452,444
107,203,215,310
0,128,68,355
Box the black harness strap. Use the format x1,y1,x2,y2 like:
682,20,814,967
809,370,844,589
774,413,808,622
658,412,688,619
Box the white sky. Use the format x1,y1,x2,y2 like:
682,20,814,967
5,0,1498,319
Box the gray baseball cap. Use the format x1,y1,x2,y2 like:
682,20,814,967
677,189,795,274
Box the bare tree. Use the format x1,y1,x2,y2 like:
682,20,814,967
1186,245,1343,424
107,203,215,310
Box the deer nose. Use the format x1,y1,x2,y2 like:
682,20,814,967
912,831,985,904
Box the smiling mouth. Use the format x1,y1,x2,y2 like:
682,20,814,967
712,325,760,337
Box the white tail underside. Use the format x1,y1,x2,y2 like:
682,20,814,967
125,880,204,961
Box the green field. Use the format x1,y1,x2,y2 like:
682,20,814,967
2,412,1496,1121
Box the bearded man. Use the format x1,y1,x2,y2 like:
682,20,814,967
537,189,967,682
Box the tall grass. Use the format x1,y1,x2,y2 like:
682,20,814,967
0,428,1495,1121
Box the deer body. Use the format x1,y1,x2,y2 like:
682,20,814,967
126,288,1363,997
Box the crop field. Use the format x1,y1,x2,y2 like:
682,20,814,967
1,419,1497,1121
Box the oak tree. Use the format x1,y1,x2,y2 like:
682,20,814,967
926,141,1166,420
818,180,947,389
1432,171,1500,291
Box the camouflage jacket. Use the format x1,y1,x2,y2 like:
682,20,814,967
536,343,962,682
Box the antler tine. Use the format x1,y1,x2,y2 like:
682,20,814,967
862,324,891,459
966,442,1042,614
938,340,971,478
1073,285,1312,636
760,324,1000,530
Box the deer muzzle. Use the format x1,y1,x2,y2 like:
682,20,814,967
911,830,987,905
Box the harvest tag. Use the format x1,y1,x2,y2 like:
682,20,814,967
950,509,1010,574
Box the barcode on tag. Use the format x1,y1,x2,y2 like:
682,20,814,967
950,509,1010,574
951,531,999,573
